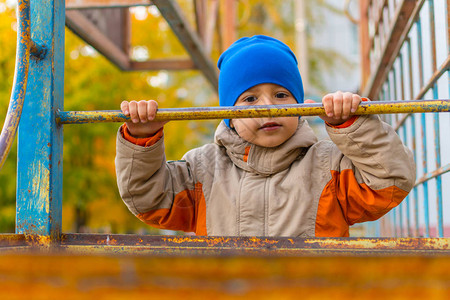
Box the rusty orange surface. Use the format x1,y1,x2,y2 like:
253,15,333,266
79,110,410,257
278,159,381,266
0,234,450,298
0,254,449,299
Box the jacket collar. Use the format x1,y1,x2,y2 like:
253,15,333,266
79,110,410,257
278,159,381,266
214,119,318,176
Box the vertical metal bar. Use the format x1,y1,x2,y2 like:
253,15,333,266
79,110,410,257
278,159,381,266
16,0,65,241
401,126,412,237
411,114,420,236
429,0,437,73
296,0,310,92
392,206,397,237
399,52,411,236
219,0,236,52
387,76,393,124
407,38,420,237
416,20,425,88
432,85,444,237
399,53,406,99
392,61,404,237
375,218,381,237
417,17,430,237
359,0,371,90
428,0,444,238
392,65,399,125
420,111,430,237
447,0,450,50
194,0,207,42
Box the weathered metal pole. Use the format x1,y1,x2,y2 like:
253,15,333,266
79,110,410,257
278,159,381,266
57,99,450,124
16,0,65,242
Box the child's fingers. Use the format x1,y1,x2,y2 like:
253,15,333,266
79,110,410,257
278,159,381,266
120,101,130,115
342,92,353,119
304,99,316,104
147,100,158,121
322,94,334,117
137,100,148,123
128,100,139,123
351,94,362,113
332,91,343,119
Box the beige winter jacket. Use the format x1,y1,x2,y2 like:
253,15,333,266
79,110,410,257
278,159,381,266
115,115,415,237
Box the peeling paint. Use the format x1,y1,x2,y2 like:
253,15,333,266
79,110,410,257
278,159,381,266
31,162,50,214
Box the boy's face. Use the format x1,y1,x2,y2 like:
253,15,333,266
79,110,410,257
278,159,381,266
230,83,299,147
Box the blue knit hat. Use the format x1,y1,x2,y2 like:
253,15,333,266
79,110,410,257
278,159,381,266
217,35,304,127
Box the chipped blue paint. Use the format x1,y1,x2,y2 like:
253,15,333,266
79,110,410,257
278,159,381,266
16,0,65,239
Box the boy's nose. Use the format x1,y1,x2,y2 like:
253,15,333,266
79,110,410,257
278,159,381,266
260,95,275,105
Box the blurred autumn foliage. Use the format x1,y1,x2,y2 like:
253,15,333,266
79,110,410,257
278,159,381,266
0,0,351,234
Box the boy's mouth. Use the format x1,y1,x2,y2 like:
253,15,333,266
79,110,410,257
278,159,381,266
259,122,282,131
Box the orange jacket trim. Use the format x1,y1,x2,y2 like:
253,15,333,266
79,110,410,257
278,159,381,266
137,183,207,235
121,124,164,147
326,116,358,129
315,169,408,237
243,146,251,163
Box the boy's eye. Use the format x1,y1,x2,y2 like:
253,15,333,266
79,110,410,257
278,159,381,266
243,96,257,103
275,92,289,98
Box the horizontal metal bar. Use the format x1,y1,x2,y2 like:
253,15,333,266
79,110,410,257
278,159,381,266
130,59,196,71
66,0,152,10
60,233,450,253
57,99,450,124
415,163,450,187
1,233,450,254
0,235,450,300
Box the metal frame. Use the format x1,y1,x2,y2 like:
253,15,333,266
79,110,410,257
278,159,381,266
360,0,450,237
15,0,65,240
66,0,151,10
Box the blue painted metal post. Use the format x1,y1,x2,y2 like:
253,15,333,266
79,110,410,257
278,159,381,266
411,115,420,236
432,85,444,237
416,18,430,237
401,128,412,236
16,0,65,240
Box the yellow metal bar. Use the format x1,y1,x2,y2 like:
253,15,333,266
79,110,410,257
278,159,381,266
57,99,450,124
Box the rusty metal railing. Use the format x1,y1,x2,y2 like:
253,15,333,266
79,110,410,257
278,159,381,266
56,99,450,124
360,0,450,238
0,0,31,170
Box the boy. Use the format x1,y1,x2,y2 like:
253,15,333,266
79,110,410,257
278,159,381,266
115,35,415,237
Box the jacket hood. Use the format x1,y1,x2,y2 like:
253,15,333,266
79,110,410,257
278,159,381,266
214,119,318,176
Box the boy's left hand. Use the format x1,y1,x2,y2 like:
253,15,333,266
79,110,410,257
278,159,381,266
305,91,362,125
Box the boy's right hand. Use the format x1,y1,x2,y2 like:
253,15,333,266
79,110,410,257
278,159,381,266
121,100,168,138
